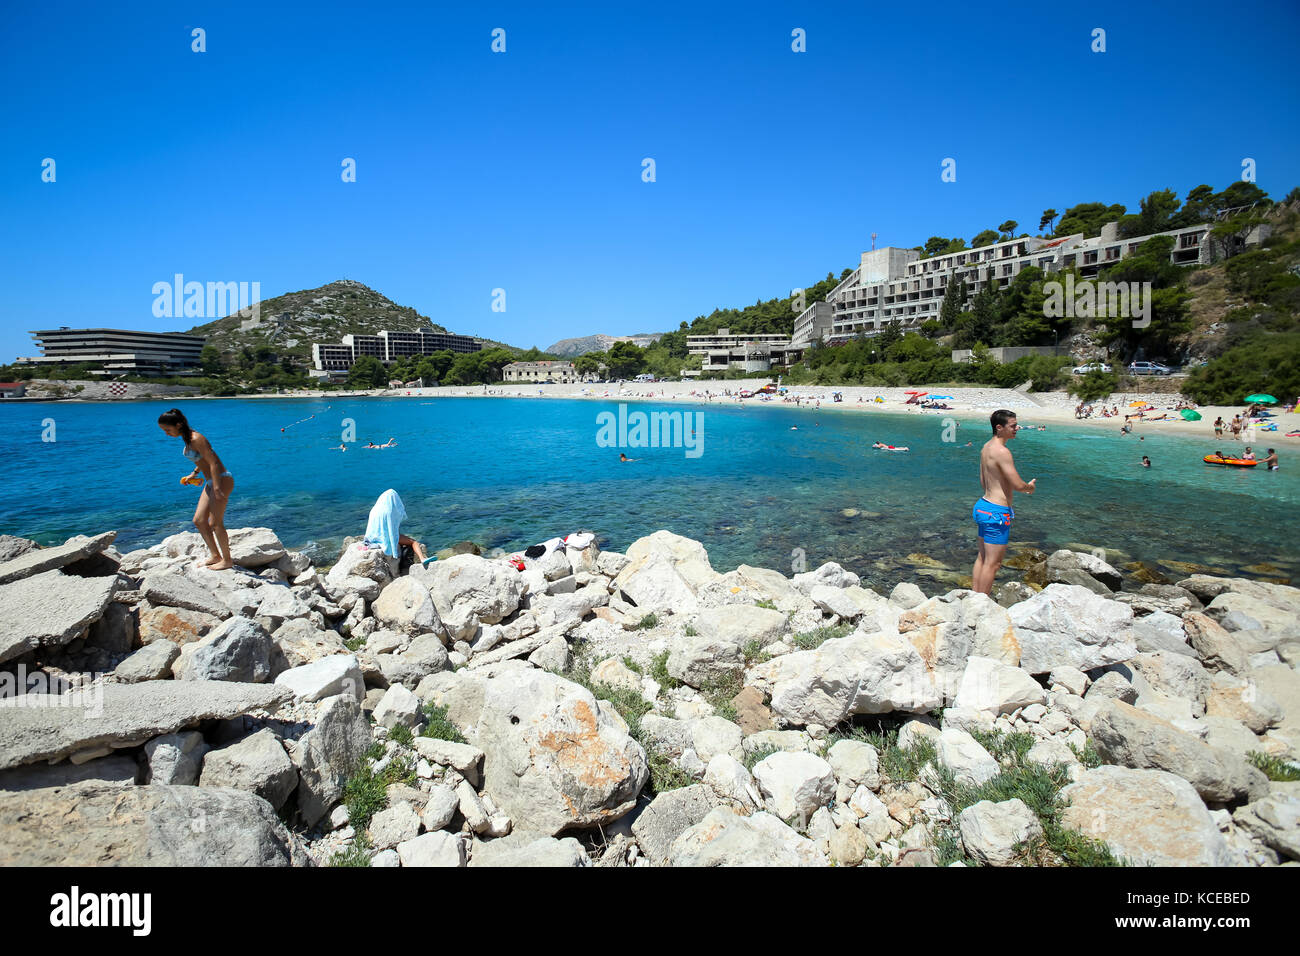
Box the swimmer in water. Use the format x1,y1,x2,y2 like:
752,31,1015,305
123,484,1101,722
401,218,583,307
1141,456,1151,468
619,453,640,462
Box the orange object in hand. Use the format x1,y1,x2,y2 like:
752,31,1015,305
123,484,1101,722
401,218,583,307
181,474,203,486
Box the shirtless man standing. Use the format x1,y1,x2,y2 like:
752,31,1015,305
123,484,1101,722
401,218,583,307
971,409,1036,594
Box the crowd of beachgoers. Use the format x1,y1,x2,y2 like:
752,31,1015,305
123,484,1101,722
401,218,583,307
250,380,1300,448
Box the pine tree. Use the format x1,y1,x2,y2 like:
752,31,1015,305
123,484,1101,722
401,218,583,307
938,277,966,330
969,275,1000,347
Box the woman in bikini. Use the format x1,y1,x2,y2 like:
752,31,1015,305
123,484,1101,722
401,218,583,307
158,408,235,570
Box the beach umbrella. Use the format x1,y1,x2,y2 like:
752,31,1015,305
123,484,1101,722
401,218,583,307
1180,409,1202,421
1244,393,1277,404
1129,401,1147,407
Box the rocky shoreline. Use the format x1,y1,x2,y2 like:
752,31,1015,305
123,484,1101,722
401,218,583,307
0,526,1296,867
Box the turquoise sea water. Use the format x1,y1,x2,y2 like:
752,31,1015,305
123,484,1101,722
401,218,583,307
1,396,1297,591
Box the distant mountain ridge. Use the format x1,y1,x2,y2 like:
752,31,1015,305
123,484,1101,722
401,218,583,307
545,333,662,357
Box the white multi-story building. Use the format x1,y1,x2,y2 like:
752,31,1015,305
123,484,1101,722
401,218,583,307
685,327,806,372
792,301,834,345
19,328,207,374
501,360,602,384
816,219,1246,344
311,328,481,371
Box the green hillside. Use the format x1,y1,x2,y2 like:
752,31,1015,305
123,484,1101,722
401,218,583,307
187,279,462,363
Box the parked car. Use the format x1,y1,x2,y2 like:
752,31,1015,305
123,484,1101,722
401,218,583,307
1072,362,1112,374
1128,361,1173,375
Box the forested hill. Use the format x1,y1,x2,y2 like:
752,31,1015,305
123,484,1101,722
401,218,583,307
665,181,1282,344
189,279,450,362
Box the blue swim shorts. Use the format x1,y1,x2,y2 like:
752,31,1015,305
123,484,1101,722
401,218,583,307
973,497,1014,545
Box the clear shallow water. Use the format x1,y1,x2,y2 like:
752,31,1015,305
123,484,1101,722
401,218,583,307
1,396,1297,591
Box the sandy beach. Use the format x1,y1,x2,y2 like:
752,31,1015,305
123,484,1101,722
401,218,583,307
240,379,1300,450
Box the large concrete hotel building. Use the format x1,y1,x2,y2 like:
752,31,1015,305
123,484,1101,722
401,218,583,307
20,328,207,374
800,219,1238,345
311,328,482,376
679,217,1248,375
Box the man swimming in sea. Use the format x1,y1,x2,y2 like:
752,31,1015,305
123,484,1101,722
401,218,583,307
971,409,1036,595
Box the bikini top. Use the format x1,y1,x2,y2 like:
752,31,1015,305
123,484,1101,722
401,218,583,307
183,444,200,462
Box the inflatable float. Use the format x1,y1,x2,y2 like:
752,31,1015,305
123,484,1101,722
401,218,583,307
1204,455,1257,467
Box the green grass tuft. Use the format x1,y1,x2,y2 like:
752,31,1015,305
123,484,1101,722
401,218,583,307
634,612,660,630
342,766,387,832
592,682,653,739
754,599,777,610
420,701,467,744
684,624,699,637
622,655,644,675
1069,739,1103,769
328,835,373,867
1247,751,1300,781
824,718,1122,867
650,650,681,690
923,729,1123,867
645,749,694,795
696,671,745,723
792,622,854,651
743,744,780,772
387,724,414,747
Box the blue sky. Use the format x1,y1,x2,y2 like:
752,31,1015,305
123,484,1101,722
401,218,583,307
3,0,1298,359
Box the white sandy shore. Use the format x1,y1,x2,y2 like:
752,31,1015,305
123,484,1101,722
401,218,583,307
230,380,1300,449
